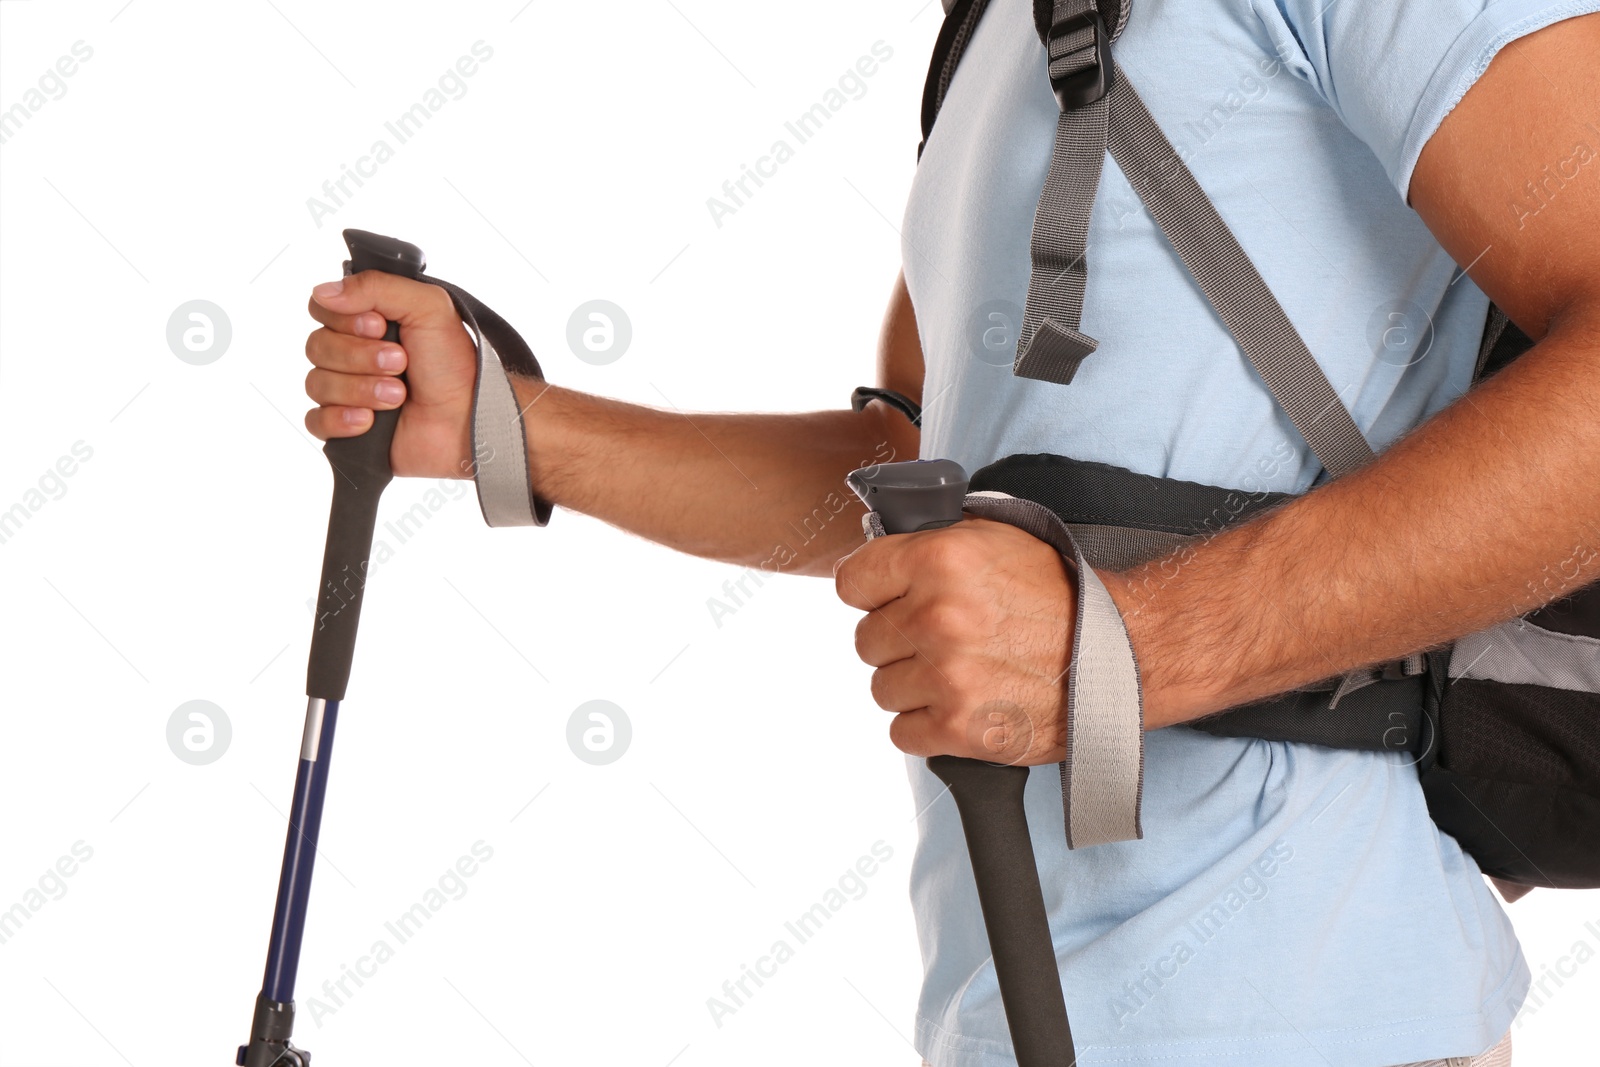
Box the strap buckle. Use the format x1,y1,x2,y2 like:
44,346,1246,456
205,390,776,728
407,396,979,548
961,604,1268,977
1047,10,1112,111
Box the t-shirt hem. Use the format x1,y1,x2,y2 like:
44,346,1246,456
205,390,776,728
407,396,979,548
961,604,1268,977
915,949,1528,1067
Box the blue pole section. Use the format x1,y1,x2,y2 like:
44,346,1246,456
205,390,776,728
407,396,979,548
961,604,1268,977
262,699,340,1004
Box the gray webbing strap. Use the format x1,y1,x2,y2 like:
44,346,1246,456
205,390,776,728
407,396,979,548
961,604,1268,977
1061,522,1189,572
427,278,551,527
1014,1,1117,385
1103,64,1375,478
965,491,1145,847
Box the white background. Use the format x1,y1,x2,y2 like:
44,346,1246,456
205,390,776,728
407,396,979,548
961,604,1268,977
0,2,1594,1065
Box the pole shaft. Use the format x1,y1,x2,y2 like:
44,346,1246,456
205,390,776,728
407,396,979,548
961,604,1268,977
262,698,340,1003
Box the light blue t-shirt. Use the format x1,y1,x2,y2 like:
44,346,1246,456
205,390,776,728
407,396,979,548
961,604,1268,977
902,1,1598,1064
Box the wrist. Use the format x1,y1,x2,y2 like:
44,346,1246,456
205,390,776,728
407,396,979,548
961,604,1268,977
508,374,564,505
1098,563,1235,731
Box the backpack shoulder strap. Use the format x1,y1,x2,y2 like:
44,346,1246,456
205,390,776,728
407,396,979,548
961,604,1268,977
918,4,1127,381
919,0,1130,158
1011,2,1127,384
915,2,1373,477
1034,0,1129,44
1102,66,1375,478
918,0,993,159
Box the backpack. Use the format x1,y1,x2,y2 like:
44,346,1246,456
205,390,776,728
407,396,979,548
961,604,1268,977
912,0,1600,890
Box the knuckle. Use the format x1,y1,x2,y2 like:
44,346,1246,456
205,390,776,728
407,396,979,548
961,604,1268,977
936,715,969,755
868,668,894,710
940,660,981,703
834,566,859,607
853,614,874,661
917,598,967,641
887,714,915,754
424,281,457,319
889,714,932,758
915,535,968,579
307,407,338,440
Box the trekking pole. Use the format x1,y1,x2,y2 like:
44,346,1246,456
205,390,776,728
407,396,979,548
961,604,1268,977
849,459,1077,1067
236,229,426,1067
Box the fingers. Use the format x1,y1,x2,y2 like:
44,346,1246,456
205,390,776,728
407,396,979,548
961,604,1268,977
868,657,955,759
299,271,478,469
886,699,1039,763
887,709,943,760
306,367,406,409
834,536,913,611
305,326,407,376
302,367,405,442
868,651,1020,758
853,569,979,668
305,403,374,440
835,520,989,613
302,307,411,441
869,657,944,714
854,599,918,667
306,296,390,340
310,271,461,335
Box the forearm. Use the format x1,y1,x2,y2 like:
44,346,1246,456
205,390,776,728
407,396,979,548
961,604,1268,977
1111,301,1600,730
510,378,915,576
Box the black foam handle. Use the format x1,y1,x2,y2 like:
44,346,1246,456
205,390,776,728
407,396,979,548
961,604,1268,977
847,459,1075,1067
305,230,427,700
926,756,1075,1066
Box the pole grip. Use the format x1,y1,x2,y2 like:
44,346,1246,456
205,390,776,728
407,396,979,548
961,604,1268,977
305,229,426,700
926,756,1075,1066
847,458,1075,1066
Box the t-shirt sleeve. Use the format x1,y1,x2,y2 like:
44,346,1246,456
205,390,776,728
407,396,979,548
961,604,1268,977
1251,0,1600,200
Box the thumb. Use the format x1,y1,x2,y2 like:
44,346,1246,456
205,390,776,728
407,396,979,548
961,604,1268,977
311,270,462,335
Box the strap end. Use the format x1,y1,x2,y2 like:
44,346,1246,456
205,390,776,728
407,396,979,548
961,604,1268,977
1015,320,1099,385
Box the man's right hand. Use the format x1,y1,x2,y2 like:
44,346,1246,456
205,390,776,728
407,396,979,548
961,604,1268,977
301,266,924,579
304,272,479,480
